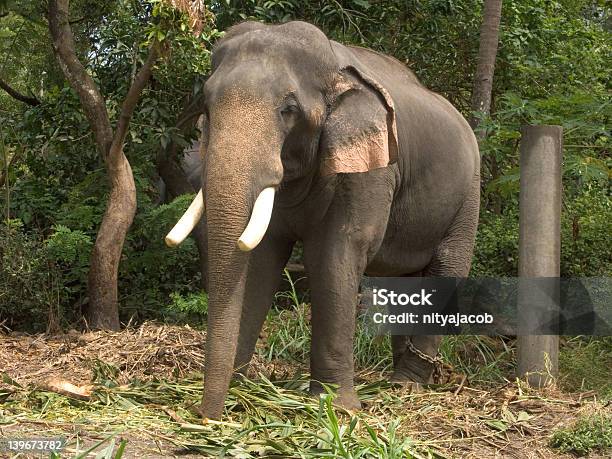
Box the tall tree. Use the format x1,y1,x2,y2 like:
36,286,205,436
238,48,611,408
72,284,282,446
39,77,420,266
470,0,503,136
48,0,160,330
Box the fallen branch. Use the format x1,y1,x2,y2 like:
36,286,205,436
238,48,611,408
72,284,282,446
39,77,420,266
44,378,93,400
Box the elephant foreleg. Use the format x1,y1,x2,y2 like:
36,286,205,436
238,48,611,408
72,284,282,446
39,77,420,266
303,171,394,409
305,239,366,410
232,237,294,376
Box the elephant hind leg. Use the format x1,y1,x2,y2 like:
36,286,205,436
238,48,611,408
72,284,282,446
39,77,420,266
423,171,480,278
391,172,480,384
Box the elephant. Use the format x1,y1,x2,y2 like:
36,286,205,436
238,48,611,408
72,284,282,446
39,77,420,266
157,141,203,205
166,21,480,419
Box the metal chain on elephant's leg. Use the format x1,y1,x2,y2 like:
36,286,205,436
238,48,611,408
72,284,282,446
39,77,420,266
404,338,446,383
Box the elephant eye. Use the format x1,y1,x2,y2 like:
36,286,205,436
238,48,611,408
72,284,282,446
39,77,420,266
280,102,299,116
280,92,301,119
280,95,302,132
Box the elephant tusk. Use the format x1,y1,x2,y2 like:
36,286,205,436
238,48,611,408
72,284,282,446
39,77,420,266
165,189,204,247
237,187,275,251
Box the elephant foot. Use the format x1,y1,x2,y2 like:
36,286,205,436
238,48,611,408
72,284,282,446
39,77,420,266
335,389,362,411
390,355,436,385
390,366,434,385
309,382,362,411
232,366,249,380
391,335,442,387
389,370,426,393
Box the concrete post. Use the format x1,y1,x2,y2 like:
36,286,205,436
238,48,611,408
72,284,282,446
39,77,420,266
517,125,562,387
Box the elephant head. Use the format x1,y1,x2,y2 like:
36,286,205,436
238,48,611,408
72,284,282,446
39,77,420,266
166,21,398,419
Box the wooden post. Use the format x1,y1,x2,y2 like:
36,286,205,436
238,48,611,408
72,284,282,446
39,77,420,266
517,125,562,387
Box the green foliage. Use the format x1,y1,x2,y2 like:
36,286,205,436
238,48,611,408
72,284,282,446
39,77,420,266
561,184,612,276
474,182,611,277
550,414,612,456
480,89,610,201
472,209,520,277
0,220,74,331
559,337,612,399
46,225,93,265
477,0,610,216
167,291,208,321
1,0,610,330
0,220,94,329
1,0,215,329
45,225,93,302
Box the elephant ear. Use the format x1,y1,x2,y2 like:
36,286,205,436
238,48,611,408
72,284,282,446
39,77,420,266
320,45,399,176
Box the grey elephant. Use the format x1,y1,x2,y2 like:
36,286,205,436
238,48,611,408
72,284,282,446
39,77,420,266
157,141,203,205
166,21,480,419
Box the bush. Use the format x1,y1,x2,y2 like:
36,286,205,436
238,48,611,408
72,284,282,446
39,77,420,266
473,183,611,277
118,193,202,322
0,220,69,331
166,291,208,324
45,224,92,296
472,209,520,277
550,414,612,456
561,184,612,277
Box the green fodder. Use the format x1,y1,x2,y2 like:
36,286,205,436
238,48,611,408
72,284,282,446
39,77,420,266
2,375,437,458
550,414,612,456
4,322,609,458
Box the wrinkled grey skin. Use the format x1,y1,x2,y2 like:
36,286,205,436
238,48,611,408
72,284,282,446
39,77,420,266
157,143,202,204
195,21,480,419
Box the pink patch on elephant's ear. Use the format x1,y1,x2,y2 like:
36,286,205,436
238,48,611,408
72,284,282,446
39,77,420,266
321,124,391,175
320,63,398,176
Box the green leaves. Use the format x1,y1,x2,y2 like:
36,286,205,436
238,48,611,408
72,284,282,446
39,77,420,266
550,414,612,456
1,0,610,324
46,223,92,258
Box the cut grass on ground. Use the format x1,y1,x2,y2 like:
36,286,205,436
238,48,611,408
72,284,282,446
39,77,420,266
1,319,611,458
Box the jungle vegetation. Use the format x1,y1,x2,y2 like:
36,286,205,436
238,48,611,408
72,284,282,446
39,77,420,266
0,3,610,456
0,0,610,331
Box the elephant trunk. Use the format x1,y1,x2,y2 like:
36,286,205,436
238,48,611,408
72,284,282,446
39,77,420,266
197,167,255,418
200,185,279,419
197,122,283,419
199,191,249,419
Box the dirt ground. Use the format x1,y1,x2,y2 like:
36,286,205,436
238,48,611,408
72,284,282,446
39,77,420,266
0,323,609,458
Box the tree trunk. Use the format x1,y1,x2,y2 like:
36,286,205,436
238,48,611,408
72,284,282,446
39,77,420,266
469,0,503,135
48,0,159,330
86,157,137,329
